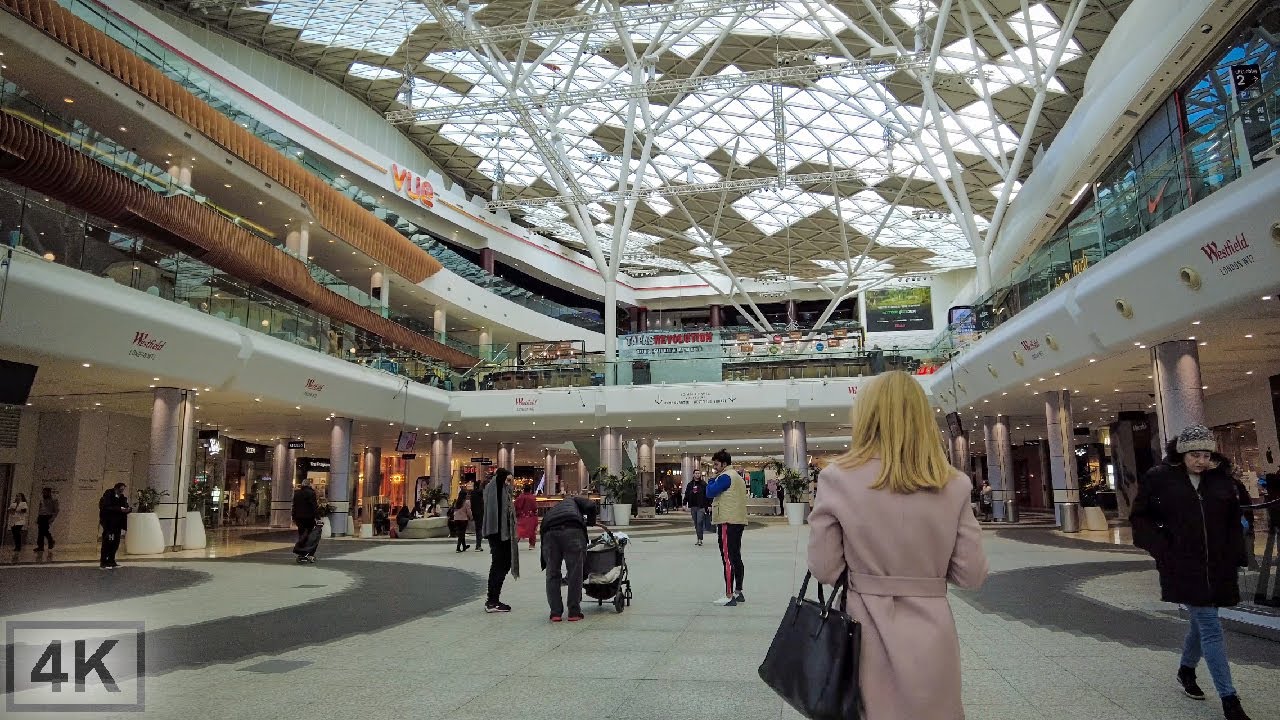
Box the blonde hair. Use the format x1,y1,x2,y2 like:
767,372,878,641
834,371,953,493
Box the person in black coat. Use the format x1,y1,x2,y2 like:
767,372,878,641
98,483,130,569
684,477,709,546
1130,424,1252,720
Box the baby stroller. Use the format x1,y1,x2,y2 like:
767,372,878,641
583,529,632,613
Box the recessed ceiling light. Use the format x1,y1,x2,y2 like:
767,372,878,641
82,363,91,368
1245,334,1253,338
1263,295,1273,300
1192,320,1201,325
63,97,75,103
119,126,127,132
254,398,262,402
224,183,232,188
1246,371,1254,375
1188,336,1195,340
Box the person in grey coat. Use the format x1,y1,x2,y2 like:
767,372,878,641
481,469,519,613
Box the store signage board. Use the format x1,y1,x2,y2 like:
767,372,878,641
1230,64,1272,162
471,457,492,464
618,331,722,360
402,453,417,460
287,440,305,450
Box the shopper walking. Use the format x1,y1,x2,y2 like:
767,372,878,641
706,449,747,606
1130,425,1254,720
291,479,320,563
807,370,988,720
8,492,27,552
471,476,487,552
98,484,130,569
539,494,606,622
979,480,994,521
35,487,58,551
481,468,519,613
684,475,709,546
515,485,539,549
450,487,472,552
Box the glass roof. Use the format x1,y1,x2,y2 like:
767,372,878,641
187,0,1124,284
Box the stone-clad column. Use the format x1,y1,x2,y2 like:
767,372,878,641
271,441,292,527
1044,390,1080,532
782,421,808,473
498,442,515,473
432,432,453,498
543,448,557,494
149,387,193,548
328,418,353,536
982,416,1014,522
1151,340,1205,448
599,428,623,475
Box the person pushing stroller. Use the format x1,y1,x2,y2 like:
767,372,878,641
539,494,608,622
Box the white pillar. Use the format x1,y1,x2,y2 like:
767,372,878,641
433,308,447,343
432,432,453,498
270,441,292,527
1151,340,1205,448
637,437,654,505
498,442,515,473
782,421,808,473
328,418,353,536
577,459,588,494
149,387,194,549
949,429,970,479
543,448,557,494
1044,390,1080,531
599,427,623,474
285,230,301,257
479,330,492,360
982,416,1014,521
681,453,696,497
297,228,309,260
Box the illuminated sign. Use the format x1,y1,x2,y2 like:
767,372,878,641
390,163,435,208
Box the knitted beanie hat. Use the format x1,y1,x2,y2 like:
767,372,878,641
1175,424,1216,455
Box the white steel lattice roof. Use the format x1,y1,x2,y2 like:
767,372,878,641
164,0,1132,284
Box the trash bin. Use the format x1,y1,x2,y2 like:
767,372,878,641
1003,500,1019,524
1057,502,1081,533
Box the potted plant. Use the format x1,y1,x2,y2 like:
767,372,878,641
592,468,638,527
778,467,811,526
184,481,210,549
126,487,168,555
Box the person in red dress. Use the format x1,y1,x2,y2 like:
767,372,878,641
515,486,540,549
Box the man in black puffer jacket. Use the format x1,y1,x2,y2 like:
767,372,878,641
1130,424,1251,720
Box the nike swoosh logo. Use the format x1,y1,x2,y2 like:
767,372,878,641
1147,178,1171,214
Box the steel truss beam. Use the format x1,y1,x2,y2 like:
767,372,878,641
440,0,773,45
484,166,869,210
386,52,965,124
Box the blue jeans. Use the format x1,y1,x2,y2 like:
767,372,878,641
690,508,705,541
1180,605,1237,698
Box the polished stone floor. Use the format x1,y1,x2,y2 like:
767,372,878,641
2,517,1278,720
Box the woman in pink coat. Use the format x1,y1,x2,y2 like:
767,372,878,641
807,371,988,720
515,487,540,549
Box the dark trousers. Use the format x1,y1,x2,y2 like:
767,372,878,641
690,508,706,541
100,527,122,567
474,516,484,549
543,527,586,616
294,519,316,556
486,535,511,604
36,515,54,549
10,525,23,551
717,523,745,596
453,520,469,550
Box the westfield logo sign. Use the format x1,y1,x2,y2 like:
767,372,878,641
132,331,167,351
1200,234,1249,263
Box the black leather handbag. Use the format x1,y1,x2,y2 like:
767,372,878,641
758,572,861,720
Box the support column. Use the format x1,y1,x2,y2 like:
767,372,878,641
1151,340,1206,448
637,437,655,506
782,421,808,473
371,270,390,319
328,418,353,536
543,448,557,494
433,308,447,343
709,304,722,328
1044,390,1080,532
297,228,309,261
949,429,970,480
637,308,649,332
149,387,194,549
599,427,623,475
681,453,696,497
432,432,453,499
577,459,588,494
498,442,515,473
480,247,495,274
270,441,292,528
982,416,1015,522
363,445,381,535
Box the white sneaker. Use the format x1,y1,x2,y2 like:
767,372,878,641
712,595,738,606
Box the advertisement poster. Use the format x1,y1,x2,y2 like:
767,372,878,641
865,287,933,331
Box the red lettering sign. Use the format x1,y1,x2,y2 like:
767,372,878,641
391,163,435,208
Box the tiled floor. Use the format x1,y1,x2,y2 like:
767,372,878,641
1,519,1277,720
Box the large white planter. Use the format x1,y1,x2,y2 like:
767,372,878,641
320,516,333,537
785,502,808,526
183,511,207,549
612,503,632,527
125,513,165,555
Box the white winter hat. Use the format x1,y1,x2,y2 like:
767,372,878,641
1175,424,1216,455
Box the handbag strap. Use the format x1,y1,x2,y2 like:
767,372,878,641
797,571,850,616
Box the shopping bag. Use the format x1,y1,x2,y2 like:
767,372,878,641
758,572,861,720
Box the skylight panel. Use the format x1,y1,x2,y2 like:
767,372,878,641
349,63,403,81
732,1,854,40
889,0,939,27
248,1,435,57
732,188,827,236
989,180,1022,200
